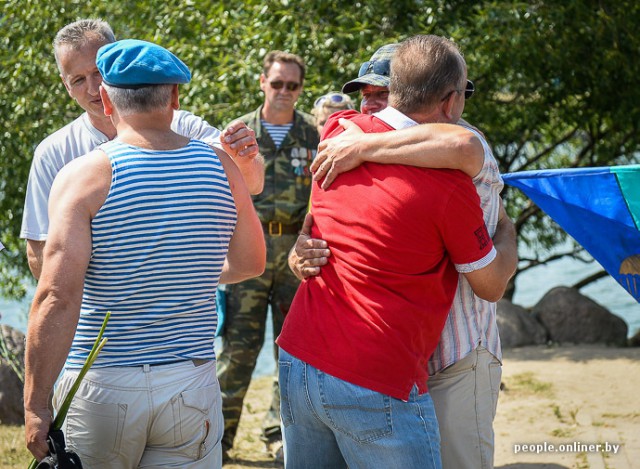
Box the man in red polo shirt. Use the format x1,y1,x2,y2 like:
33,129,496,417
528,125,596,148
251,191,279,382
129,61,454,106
276,35,516,469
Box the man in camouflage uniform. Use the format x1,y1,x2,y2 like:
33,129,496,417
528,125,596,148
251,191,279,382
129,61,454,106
217,50,319,463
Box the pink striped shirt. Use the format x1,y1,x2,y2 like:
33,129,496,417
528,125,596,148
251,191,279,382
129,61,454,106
428,128,504,374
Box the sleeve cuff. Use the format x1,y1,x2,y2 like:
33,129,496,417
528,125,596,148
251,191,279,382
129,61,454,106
455,246,497,273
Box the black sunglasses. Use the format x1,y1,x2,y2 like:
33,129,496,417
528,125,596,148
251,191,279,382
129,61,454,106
464,80,475,99
269,80,301,92
442,80,475,102
357,60,391,78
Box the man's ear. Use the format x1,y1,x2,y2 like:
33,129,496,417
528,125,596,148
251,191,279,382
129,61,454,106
259,73,267,93
171,84,180,110
441,92,456,121
99,86,113,116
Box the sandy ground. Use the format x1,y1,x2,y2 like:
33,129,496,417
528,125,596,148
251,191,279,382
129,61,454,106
495,344,640,469
223,344,640,469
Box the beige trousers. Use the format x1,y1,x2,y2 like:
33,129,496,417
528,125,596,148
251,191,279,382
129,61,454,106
53,360,222,469
428,346,502,469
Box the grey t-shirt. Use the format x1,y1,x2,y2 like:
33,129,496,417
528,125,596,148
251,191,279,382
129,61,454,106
20,110,223,240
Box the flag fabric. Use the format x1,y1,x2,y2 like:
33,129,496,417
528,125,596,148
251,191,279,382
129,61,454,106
503,165,640,303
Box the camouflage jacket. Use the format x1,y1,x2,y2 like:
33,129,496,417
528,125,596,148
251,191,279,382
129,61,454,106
234,105,319,226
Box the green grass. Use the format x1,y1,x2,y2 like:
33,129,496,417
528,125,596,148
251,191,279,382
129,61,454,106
0,425,31,469
575,452,589,469
601,411,640,419
506,372,554,396
550,427,574,438
551,404,579,425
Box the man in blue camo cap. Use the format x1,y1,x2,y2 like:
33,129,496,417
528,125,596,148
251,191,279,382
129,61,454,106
24,38,266,469
341,43,398,115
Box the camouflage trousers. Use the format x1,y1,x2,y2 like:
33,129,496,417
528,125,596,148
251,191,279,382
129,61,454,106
216,232,300,450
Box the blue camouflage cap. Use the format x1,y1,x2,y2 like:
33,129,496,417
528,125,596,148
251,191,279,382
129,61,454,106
341,43,399,94
96,39,191,88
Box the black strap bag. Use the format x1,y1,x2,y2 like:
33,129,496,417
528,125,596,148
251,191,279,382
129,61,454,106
35,429,83,469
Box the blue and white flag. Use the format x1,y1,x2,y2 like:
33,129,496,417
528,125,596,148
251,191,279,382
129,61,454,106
504,165,640,303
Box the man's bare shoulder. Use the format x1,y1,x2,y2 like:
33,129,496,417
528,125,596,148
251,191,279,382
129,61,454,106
52,149,112,212
58,149,110,178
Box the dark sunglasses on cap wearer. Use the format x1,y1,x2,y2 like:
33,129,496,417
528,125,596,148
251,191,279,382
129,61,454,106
358,60,391,78
313,92,354,109
269,80,301,91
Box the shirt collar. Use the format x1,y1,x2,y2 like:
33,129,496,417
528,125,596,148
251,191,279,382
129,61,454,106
372,106,418,130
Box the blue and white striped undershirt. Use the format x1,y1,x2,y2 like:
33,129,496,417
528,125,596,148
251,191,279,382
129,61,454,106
262,120,293,148
66,139,237,368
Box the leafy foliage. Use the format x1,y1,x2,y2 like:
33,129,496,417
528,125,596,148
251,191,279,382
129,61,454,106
2,1,639,299
452,2,640,295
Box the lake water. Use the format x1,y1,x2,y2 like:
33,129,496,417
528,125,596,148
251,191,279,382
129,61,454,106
2,257,638,378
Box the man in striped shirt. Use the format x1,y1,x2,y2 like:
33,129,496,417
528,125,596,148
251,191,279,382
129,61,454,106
24,39,266,468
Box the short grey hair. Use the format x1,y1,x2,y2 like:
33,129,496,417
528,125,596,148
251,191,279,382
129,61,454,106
53,19,116,72
389,35,466,114
101,83,174,116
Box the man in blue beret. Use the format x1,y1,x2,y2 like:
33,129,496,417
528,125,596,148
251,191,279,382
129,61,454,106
24,38,267,468
97,39,192,87
20,19,264,281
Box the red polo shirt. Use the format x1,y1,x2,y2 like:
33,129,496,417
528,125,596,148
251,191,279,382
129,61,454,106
277,110,494,400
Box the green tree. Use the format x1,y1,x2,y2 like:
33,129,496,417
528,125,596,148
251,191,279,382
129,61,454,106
452,1,640,296
2,1,639,301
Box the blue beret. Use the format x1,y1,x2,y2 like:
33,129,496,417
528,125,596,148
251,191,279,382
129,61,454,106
96,39,191,88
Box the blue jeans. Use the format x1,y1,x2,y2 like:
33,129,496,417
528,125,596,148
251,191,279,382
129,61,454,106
278,348,442,469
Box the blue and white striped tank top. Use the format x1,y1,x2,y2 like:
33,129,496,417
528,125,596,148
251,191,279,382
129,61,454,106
66,139,237,368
